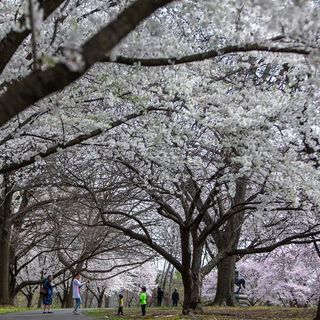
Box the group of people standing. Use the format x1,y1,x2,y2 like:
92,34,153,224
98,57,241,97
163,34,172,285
41,273,88,315
41,274,180,316
117,286,180,316
156,287,180,307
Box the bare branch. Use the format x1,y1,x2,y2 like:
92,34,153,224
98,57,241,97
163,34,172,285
102,42,311,67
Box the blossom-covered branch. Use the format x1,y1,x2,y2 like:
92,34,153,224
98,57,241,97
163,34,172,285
0,0,66,74
0,106,167,174
0,0,175,127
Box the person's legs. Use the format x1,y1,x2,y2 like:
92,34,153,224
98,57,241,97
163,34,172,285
141,304,146,316
120,307,123,315
43,295,49,313
74,298,81,314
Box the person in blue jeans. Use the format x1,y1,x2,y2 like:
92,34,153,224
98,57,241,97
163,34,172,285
72,273,88,315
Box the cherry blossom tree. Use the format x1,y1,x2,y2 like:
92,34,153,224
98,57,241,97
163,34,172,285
0,0,319,313
237,245,319,307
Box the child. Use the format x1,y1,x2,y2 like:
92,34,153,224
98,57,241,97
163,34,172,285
117,294,124,315
139,286,147,316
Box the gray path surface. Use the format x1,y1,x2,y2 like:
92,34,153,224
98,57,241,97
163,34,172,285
0,309,93,320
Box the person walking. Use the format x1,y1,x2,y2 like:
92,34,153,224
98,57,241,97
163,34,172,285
157,286,164,306
72,273,88,315
172,288,179,307
117,293,124,315
42,275,54,314
139,286,147,316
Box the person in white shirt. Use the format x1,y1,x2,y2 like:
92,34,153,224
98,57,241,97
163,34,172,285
72,273,88,315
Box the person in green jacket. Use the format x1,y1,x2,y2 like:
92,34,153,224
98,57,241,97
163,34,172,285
139,286,147,316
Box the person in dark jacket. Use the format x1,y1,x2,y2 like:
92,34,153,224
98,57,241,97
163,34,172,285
157,287,164,306
172,288,179,307
42,275,54,313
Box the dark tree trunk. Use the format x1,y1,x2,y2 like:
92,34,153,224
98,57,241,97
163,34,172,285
180,227,203,314
181,270,202,314
0,232,11,305
97,291,104,308
213,255,237,306
105,295,109,308
66,285,73,308
0,174,13,305
314,296,320,320
212,178,247,306
84,286,89,308
59,289,69,308
9,275,17,305
26,293,33,307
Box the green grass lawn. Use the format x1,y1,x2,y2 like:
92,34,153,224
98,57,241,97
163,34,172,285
86,306,317,320
0,306,39,314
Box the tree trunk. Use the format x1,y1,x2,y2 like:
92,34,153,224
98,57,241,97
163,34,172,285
97,292,104,308
0,231,11,305
105,295,109,308
0,174,13,305
212,178,247,306
26,293,33,307
213,255,236,306
37,293,42,308
166,265,175,306
84,286,89,308
179,225,204,315
181,271,202,314
314,296,320,320
66,284,73,308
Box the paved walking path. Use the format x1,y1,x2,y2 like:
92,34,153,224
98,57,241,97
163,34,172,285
0,309,93,320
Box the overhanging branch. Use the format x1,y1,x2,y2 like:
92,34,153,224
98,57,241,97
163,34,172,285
0,0,175,127
103,43,311,67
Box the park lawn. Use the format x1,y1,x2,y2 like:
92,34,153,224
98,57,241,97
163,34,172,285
0,306,38,314
86,306,317,320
